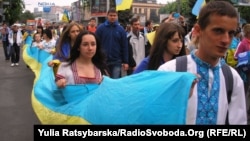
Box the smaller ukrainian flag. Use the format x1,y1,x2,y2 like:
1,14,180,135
61,9,69,23
192,0,206,16
116,0,133,11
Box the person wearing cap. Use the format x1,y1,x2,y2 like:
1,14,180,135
152,24,159,32
20,24,26,35
8,23,23,67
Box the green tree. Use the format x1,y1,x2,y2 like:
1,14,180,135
159,0,190,16
118,8,134,28
159,0,191,31
114,0,133,28
235,5,250,23
159,0,250,31
4,0,25,25
19,10,35,23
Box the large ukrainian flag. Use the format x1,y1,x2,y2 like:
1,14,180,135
22,36,196,124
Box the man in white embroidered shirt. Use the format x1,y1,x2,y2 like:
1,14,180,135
158,1,247,125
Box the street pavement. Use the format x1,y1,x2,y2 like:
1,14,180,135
0,43,40,141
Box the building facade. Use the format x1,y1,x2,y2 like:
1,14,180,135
134,0,157,4
132,2,164,24
33,6,71,23
24,0,164,24
79,0,164,24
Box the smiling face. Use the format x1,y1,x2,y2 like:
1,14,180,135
195,14,238,63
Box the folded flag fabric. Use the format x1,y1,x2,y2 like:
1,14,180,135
23,36,196,124
146,31,156,46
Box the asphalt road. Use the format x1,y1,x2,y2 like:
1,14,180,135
0,43,40,141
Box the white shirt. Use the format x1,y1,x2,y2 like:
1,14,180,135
128,32,145,66
8,29,23,46
41,39,56,53
158,54,247,124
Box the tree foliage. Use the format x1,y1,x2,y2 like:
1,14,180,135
4,0,25,25
236,5,250,23
159,0,190,16
118,8,134,28
112,0,133,27
19,10,35,23
159,0,192,31
159,0,250,31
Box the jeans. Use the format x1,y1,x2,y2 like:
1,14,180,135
10,44,20,63
2,41,10,60
108,63,122,79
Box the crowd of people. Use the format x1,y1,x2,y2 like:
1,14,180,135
0,0,249,125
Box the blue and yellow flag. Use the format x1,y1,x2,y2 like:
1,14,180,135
192,0,206,17
22,36,196,124
116,0,133,11
61,9,69,23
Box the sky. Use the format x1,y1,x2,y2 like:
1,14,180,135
23,0,172,12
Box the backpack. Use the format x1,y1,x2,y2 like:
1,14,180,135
176,56,233,124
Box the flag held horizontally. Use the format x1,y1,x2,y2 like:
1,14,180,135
22,36,197,125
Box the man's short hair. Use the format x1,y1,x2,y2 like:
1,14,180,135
107,8,117,14
145,20,152,27
130,17,139,25
198,1,238,30
90,17,96,21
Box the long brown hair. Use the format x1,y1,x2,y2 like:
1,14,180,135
55,22,83,60
148,22,186,70
67,31,109,76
